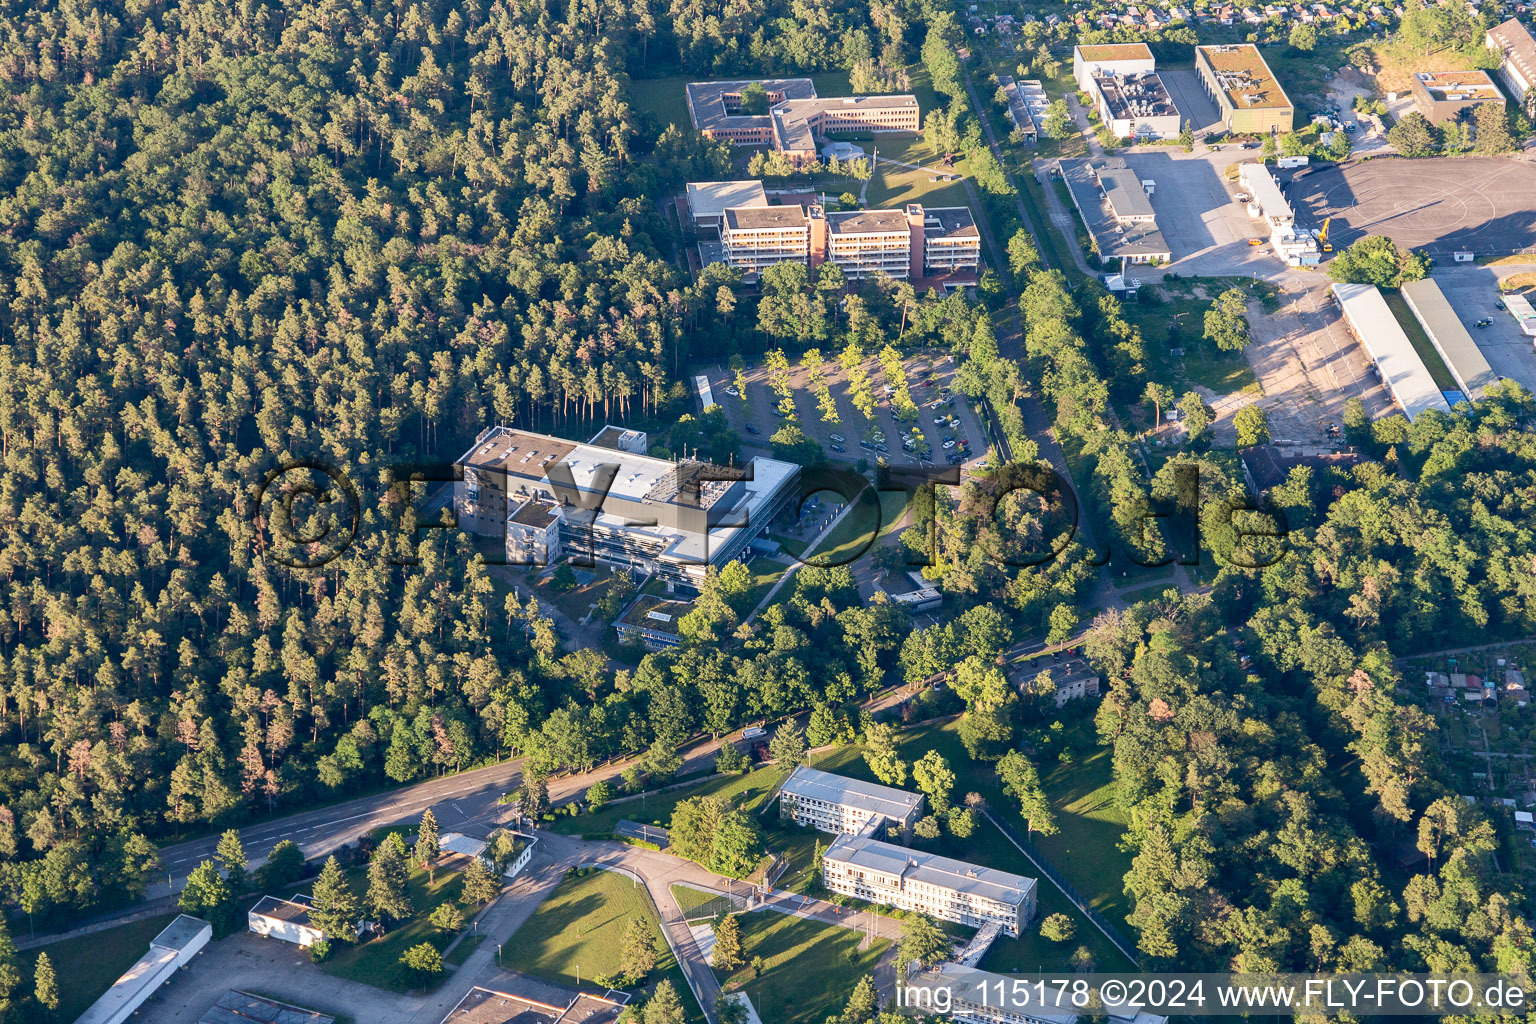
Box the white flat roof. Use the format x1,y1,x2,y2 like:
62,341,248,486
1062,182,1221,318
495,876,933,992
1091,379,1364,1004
686,180,768,222
781,765,924,821
1239,163,1291,221
1400,278,1497,400
1332,282,1450,421
76,916,212,1024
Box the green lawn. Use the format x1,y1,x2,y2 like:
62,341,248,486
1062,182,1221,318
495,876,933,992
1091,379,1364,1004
1127,294,1260,406
739,556,787,614
1031,746,1135,930
503,867,702,1020
628,75,696,131
446,932,485,967
531,566,624,624
1383,290,1458,394
758,819,825,894
321,864,469,992
715,914,889,1024
19,913,179,1024
799,487,908,568
552,765,789,837
671,882,733,920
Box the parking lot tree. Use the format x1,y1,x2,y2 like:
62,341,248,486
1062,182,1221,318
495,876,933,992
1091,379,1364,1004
400,943,443,987
1280,132,1311,158
1179,120,1196,151
1261,134,1278,160
461,859,501,907
1326,130,1353,161
716,741,749,774
1234,404,1271,447
1178,392,1212,443
1043,99,1073,141
365,837,413,925
1327,235,1428,288
1388,111,1439,157
1203,287,1251,353
1473,102,1516,154
415,809,440,869
1289,22,1318,50
429,902,464,934
310,856,360,943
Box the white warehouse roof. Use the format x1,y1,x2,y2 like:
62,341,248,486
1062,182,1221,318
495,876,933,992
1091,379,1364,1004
1331,282,1451,421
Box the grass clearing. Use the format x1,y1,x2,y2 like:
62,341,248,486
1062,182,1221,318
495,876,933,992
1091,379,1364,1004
628,74,697,132
671,882,730,919
800,487,908,568
19,912,180,1024
715,914,889,1024
321,863,468,992
1383,290,1458,393
1127,293,1260,406
502,867,702,1020
552,765,789,837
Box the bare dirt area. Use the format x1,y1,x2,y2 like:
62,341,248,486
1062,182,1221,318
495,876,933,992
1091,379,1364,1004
1244,284,1395,441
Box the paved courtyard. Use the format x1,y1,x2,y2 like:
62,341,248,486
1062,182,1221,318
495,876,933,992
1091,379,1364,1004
1288,158,1536,257
1114,146,1273,273
1433,265,1536,390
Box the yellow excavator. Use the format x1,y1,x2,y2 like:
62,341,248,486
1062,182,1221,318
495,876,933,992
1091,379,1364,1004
1318,217,1333,253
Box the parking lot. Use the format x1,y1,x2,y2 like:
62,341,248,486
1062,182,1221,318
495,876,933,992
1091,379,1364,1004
1115,146,1275,274
1433,265,1536,390
701,352,990,472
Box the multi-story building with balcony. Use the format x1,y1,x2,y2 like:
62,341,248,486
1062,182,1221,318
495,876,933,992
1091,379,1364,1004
822,834,1037,936
720,206,813,273
777,765,924,840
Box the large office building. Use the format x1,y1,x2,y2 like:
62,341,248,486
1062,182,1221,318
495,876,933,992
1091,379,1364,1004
686,79,919,165
1487,19,1536,114
1407,70,1506,124
1196,44,1294,135
822,833,1037,936
1330,283,1452,421
1400,278,1498,402
709,195,981,282
1058,157,1171,265
1072,43,1156,93
454,425,799,585
778,765,925,839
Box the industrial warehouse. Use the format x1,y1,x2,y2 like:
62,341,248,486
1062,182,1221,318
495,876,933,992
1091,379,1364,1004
1331,282,1452,421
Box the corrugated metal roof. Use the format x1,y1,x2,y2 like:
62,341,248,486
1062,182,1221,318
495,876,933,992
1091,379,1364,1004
1400,278,1497,400
1331,282,1451,421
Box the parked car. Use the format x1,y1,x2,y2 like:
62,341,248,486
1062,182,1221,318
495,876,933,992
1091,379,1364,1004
830,443,846,452
745,424,759,435
942,440,956,449
1476,318,1494,328
724,386,739,397
1496,300,1507,311
829,433,845,442
859,440,873,450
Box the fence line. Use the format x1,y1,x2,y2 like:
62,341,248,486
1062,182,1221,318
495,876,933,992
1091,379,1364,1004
981,808,1142,967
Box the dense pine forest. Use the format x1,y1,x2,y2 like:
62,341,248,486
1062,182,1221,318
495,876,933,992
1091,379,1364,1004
0,0,1534,990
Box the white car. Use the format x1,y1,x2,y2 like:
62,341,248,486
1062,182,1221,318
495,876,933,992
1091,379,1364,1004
943,440,956,449
724,386,739,397
829,433,845,442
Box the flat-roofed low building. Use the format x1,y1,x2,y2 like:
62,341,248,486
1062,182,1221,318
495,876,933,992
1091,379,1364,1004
1089,71,1182,141
686,181,768,234
1408,70,1506,124
822,834,1037,935
1331,282,1452,421
441,985,625,1024
248,895,325,948
778,765,924,839
1400,278,1498,401
1072,42,1156,92
998,76,1047,142
1196,44,1294,134
199,991,334,1024
614,595,690,650
1059,157,1171,265
76,916,212,1024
